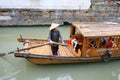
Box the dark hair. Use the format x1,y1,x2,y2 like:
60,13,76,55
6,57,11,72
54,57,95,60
75,37,78,40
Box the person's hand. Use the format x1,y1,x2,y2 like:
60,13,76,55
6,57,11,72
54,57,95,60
50,40,54,43
62,41,65,44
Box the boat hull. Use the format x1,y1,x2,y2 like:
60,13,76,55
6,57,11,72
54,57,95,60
14,52,120,64
26,58,100,64
15,53,101,64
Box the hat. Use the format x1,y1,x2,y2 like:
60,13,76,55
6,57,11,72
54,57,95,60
49,23,60,30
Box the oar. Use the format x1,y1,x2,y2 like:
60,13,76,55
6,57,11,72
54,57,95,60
0,42,50,56
0,42,68,56
50,41,68,46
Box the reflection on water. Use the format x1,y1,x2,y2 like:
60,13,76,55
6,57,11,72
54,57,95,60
33,74,72,80
57,73,72,80
0,26,120,80
118,74,120,80
112,71,120,80
35,73,72,80
36,77,50,80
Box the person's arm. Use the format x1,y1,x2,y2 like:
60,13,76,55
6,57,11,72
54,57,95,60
48,31,51,42
74,41,77,49
59,30,64,43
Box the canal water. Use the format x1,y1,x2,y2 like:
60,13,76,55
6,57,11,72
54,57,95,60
0,26,120,80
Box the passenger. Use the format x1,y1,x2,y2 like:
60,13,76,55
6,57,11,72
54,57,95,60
48,23,64,56
68,35,73,45
72,37,80,53
101,38,106,45
100,38,107,47
105,37,113,48
68,37,72,45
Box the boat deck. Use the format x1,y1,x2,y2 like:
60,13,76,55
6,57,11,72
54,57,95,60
24,41,81,57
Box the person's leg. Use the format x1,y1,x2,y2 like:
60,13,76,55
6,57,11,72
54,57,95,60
51,46,55,55
54,45,59,55
75,44,80,53
51,45,59,55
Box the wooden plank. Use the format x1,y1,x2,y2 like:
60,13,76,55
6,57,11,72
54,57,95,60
23,39,81,57
58,46,67,56
72,22,120,37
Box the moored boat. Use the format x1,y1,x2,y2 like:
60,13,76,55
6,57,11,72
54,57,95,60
15,22,120,64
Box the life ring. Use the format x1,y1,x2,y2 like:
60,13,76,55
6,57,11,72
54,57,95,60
101,52,111,62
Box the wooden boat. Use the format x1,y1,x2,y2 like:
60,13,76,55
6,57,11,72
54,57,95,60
14,22,120,64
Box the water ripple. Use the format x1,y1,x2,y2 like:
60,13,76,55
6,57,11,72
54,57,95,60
0,56,21,80
57,73,72,80
0,70,21,80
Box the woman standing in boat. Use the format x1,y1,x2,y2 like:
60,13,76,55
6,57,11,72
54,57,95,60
48,23,64,56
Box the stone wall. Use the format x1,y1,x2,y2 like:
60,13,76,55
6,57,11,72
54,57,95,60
91,0,120,22
0,0,120,26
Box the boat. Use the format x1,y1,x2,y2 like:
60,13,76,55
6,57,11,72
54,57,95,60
14,22,120,64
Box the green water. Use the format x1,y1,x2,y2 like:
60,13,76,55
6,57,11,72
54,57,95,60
0,26,120,80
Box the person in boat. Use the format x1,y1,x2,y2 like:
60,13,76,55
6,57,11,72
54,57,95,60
67,35,73,45
100,38,107,47
72,37,80,53
48,23,64,56
105,37,113,48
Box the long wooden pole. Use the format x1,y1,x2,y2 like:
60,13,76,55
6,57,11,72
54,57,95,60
0,41,68,56
0,42,50,56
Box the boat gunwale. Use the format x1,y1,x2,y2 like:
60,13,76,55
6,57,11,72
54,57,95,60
14,52,120,62
15,52,83,59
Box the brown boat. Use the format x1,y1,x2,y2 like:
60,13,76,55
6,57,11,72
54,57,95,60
15,22,120,64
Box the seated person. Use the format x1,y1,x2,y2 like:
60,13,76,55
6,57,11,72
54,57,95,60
105,37,113,48
68,37,72,45
72,37,80,53
100,38,107,47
